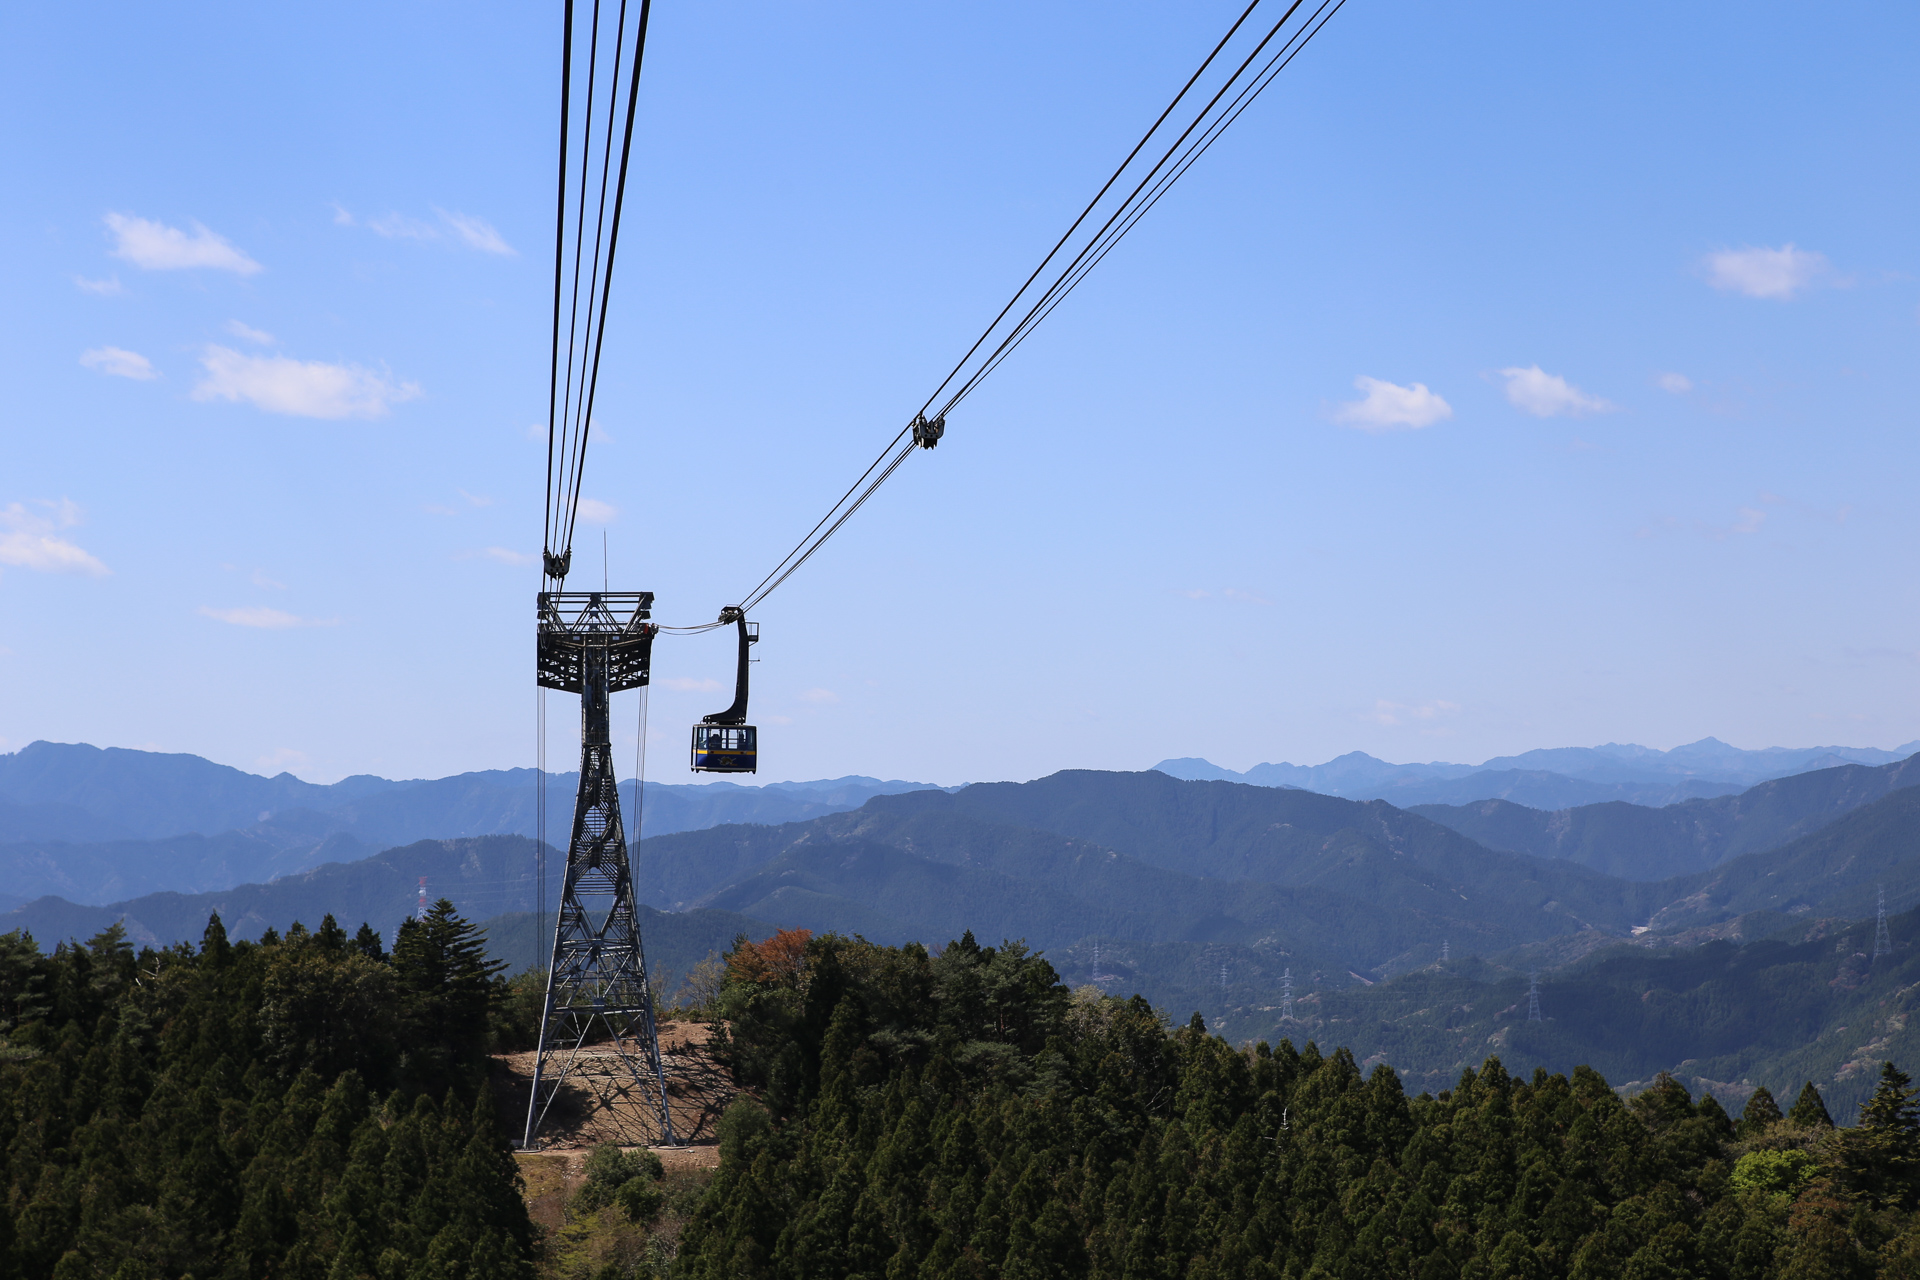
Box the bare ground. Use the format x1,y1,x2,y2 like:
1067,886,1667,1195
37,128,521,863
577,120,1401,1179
493,1020,734,1162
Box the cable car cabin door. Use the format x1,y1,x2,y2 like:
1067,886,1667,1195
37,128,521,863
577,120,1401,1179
691,724,757,773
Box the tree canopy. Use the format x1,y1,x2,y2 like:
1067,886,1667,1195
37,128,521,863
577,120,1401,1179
0,905,532,1279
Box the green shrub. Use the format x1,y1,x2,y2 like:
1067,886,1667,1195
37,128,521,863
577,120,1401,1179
1731,1147,1818,1199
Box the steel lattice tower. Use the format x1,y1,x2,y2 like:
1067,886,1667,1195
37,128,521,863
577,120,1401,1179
523,591,676,1150
1280,968,1294,1022
1527,969,1542,1022
1876,884,1893,959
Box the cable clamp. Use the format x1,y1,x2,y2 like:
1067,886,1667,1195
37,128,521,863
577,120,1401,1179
543,549,572,581
912,414,946,449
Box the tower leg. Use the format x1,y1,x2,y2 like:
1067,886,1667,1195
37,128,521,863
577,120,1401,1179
523,641,675,1149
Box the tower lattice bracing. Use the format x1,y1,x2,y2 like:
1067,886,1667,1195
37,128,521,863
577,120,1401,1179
523,592,675,1149
1876,884,1893,960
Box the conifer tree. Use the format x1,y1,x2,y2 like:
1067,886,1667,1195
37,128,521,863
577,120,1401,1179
1790,1081,1836,1128
1740,1084,1785,1137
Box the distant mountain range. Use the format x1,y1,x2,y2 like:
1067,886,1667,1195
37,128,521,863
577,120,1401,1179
0,740,945,906
1156,737,1920,808
1411,753,1920,880
19,757,1916,978
12,752,1920,1114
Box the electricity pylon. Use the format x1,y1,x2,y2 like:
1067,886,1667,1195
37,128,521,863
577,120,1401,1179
1280,968,1294,1022
1876,884,1893,959
523,591,676,1149
1527,970,1542,1022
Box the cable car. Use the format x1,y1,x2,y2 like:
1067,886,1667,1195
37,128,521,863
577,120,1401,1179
691,608,759,773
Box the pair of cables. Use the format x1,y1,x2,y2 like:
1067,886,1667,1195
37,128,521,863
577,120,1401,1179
720,0,1349,619
543,0,655,588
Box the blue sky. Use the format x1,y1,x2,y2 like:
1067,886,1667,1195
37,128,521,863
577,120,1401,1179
1,1,1916,786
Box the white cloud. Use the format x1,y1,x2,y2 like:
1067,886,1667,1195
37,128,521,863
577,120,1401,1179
0,500,109,577
459,489,493,507
250,569,286,589
367,212,439,241
1333,376,1452,432
80,346,157,380
192,345,420,419
799,688,840,704
74,275,123,295
1499,365,1614,418
575,497,618,524
660,676,725,692
1704,243,1828,299
226,320,275,345
104,213,261,274
437,209,514,255
199,605,335,629
350,206,514,254
1656,372,1692,394
483,547,537,566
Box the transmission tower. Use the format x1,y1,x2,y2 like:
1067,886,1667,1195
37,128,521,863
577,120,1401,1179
523,592,676,1150
1876,884,1893,959
1441,939,1449,963
1280,968,1294,1022
1527,969,1542,1022
1220,961,1228,993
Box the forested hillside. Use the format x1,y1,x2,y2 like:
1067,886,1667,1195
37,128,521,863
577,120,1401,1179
677,928,1920,1278
1413,754,1920,880
0,906,533,1278
639,771,1667,970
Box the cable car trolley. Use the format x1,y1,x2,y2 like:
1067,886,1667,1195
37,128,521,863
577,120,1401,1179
691,607,759,773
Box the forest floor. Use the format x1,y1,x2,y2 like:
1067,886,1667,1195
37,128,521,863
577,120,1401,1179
503,1022,732,1278
492,1019,734,1155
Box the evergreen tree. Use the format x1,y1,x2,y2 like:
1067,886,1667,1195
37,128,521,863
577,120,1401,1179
1741,1084,1785,1138
1791,1081,1837,1128
0,906,533,1279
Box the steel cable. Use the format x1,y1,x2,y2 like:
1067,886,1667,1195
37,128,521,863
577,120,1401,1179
704,0,1345,621
542,0,655,586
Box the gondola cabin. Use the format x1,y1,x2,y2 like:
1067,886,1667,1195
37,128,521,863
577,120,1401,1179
691,724,757,773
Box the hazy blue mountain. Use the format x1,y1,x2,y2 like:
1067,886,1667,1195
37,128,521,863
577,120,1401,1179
0,741,945,903
1644,783,1920,931
476,907,770,991
1158,737,1920,803
1412,754,1920,880
0,741,377,841
632,772,1669,978
0,830,373,904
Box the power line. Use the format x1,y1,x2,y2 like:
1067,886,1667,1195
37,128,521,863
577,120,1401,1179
715,0,1349,618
